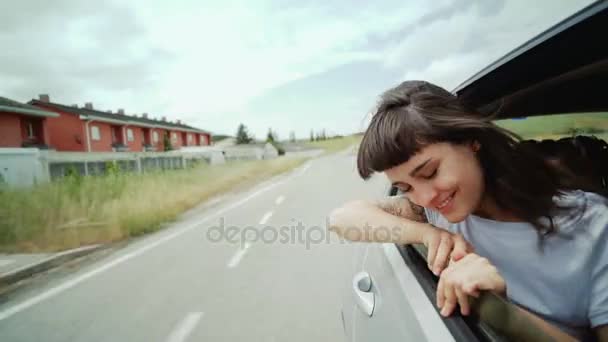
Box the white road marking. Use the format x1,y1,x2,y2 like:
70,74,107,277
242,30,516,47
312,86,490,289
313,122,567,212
0,259,15,267
227,243,251,268
166,312,204,342
0,161,312,322
259,211,273,225
275,195,285,205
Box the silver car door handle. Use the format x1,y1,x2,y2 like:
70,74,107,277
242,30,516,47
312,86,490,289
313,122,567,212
352,271,375,317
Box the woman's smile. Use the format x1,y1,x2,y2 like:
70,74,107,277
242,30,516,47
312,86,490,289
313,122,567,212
436,190,456,214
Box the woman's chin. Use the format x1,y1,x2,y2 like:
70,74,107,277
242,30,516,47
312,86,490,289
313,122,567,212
443,210,467,223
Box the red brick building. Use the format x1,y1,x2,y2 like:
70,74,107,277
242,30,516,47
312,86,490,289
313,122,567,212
0,96,59,148
24,95,212,152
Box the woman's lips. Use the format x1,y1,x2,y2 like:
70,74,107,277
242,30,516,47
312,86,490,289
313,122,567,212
437,191,456,213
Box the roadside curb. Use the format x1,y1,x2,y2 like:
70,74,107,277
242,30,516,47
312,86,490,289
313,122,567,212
0,244,106,287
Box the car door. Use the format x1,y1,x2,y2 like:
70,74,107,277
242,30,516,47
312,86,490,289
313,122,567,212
346,242,453,342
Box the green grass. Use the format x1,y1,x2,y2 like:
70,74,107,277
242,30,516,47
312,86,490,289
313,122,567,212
0,157,308,253
304,134,362,155
495,112,608,140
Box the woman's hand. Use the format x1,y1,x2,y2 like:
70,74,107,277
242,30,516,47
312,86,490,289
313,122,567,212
436,253,506,317
422,227,473,276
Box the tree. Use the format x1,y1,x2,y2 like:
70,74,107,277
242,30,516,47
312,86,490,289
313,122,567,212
289,131,296,143
310,130,314,142
315,130,327,141
236,123,253,144
266,128,276,143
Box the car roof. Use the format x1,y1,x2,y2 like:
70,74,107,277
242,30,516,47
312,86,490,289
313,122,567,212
453,0,608,119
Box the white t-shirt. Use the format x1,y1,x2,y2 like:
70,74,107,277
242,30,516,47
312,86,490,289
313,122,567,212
425,190,608,340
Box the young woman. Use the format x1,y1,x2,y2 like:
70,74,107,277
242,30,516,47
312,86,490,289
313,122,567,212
329,81,608,341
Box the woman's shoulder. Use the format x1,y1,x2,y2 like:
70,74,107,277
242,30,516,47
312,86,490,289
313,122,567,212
554,189,608,216
423,207,451,230
552,190,608,236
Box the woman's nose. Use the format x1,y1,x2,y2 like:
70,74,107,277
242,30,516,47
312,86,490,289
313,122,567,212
412,185,438,208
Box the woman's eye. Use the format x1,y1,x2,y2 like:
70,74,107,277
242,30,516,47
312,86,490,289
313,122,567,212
423,169,437,179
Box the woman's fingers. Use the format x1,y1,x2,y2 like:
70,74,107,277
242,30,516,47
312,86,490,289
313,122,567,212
436,253,506,318
451,235,469,261
433,235,453,275
436,274,445,309
426,235,439,272
455,287,470,316
425,230,473,275
440,282,457,317
439,277,471,317
437,270,457,317
463,282,479,296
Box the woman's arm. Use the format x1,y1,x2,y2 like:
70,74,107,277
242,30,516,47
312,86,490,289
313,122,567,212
328,198,432,244
328,198,472,275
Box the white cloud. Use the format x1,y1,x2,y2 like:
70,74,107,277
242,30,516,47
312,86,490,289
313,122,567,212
0,0,595,138
386,0,594,90
130,1,423,105
402,52,489,90
117,0,448,136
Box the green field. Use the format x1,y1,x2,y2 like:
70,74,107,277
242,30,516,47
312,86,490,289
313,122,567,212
304,134,363,155
494,112,608,140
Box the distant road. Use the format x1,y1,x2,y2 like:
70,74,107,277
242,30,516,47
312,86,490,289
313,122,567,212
0,149,386,342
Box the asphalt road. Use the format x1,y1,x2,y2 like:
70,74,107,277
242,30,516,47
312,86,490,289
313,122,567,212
0,148,388,342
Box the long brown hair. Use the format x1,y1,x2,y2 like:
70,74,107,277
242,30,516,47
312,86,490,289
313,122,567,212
357,80,580,236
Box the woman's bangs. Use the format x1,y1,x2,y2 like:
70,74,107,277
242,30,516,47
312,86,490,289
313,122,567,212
357,109,429,179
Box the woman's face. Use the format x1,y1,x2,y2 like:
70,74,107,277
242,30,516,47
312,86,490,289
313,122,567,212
384,142,485,223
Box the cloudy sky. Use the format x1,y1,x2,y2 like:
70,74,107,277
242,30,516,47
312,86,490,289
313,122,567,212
0,0,594,139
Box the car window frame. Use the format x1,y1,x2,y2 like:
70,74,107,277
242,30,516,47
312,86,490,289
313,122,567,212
454,0,608,119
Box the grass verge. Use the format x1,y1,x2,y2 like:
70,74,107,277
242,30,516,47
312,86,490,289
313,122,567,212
495,112,608,140
0,157,308,253
304,134,362,155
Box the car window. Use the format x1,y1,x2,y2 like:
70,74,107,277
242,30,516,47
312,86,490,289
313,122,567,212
497,113,608,193
495,112,608,142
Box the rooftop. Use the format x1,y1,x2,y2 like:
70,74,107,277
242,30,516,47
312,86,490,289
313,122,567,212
0,96,58,118
29,99,210,134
